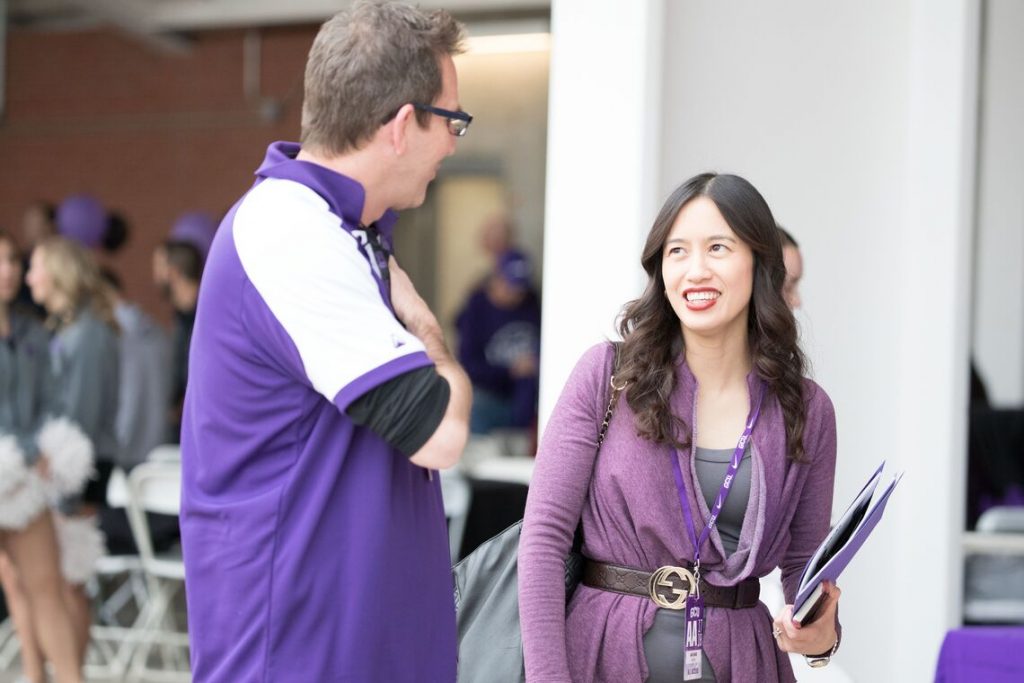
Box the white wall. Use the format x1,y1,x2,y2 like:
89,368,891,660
892,2,978,679
663,2,979,679
452,48,551,280
397,43,550,332
973,0,1024,407
539,0,664,422
543,0,978,680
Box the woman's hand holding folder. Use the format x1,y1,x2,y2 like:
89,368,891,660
772,580,841,656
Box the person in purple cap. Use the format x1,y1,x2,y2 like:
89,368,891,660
151,211,215,300
455,245,541,435
179,2,473,681
161,241,202,435
169,211,217,263
16,201,56,318
55,194,107,249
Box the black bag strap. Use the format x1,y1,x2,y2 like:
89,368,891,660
567,342,625,564
597,342,625,449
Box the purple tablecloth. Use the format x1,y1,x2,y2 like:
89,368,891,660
935,627,1024,682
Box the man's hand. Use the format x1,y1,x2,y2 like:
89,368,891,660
388,256,472,471
389,256,441,341
509,353,538,379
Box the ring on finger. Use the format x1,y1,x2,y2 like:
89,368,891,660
772,626,782,639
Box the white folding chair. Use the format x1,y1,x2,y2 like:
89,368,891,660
0,614,17,671
146,445,181,464
86,466,150,680
977,506,1024,533
964,506,1024,623
439,469,472,564
124,461,189,682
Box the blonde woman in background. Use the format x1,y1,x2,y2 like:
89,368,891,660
25,235,119,665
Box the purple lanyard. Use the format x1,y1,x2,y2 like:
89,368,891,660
671,386,764,568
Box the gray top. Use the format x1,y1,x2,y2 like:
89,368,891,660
114,302,170,467
0,311,53,462
51,308,121,462
694,444,752,556
641,443,753,682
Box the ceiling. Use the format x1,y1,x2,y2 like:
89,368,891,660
6,0,550,33
0,0,549,115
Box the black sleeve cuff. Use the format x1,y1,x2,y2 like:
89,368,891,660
346,366,451,457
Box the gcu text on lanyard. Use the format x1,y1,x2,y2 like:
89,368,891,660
670,387,764,681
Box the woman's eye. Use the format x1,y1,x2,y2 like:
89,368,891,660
710,243,728,253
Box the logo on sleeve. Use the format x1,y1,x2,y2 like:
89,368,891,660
391,333,407,349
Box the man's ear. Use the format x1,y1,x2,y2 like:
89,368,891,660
390,103,418,155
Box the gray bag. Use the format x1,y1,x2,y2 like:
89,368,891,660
452,345,622,682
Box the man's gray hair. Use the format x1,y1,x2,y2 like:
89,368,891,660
301,0,465,156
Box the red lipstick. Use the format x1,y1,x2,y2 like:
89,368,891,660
682,288,720,312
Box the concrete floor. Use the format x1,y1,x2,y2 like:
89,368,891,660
1,671,183,682
1,671,128,683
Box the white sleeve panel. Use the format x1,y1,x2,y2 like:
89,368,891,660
233,178,428,405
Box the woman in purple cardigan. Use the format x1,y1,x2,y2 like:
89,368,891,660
519,173,841,682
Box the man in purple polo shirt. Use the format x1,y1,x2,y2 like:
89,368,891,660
179,3,472,681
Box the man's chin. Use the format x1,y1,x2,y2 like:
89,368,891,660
396,188,430,211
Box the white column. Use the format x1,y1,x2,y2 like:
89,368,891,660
657,1,979,678
972,0,1024,406
539,0,665,426
892,2,979,681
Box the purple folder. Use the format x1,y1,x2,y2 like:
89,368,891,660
792,462,903,624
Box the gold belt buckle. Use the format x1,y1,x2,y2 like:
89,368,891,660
648,565,696,610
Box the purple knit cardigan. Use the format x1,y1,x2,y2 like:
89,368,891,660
519,343,839,682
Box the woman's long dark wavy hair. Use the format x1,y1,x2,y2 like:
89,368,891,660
616,173,808,462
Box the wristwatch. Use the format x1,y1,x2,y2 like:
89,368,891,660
804,638,840,668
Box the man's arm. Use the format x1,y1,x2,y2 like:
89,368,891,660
346,366,449,457
388,256,471,470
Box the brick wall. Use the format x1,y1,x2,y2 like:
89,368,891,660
0,24,317,323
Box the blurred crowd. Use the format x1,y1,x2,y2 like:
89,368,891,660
0,194,216,682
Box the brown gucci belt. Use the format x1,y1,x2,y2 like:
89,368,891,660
582,559,761,610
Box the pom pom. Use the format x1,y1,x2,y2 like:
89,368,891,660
37,417,95,497
54,514,107,585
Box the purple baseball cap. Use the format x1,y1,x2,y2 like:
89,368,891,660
170,211,217,261
56,194,107,248
498,249,531,288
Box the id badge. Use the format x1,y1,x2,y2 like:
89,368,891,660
683,594,705,681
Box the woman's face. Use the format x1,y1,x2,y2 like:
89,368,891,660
25,247,56,311
661,196,754,339
22,204,54,249
0,240,23,305
782,243,803,309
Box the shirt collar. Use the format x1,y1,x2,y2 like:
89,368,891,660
254,141,399,247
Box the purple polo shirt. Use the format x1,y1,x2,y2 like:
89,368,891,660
180,142,456,682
